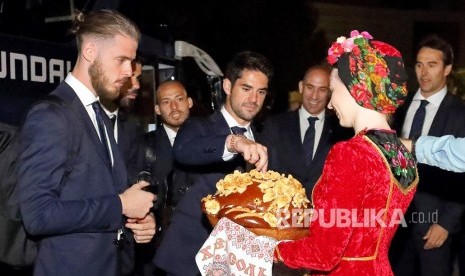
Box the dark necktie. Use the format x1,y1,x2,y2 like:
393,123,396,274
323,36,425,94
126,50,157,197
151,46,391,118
409,100,429,139
303,116,318,165
231,126,247,136
110,115,117,128
230,126,248,171
92,101,112,166
92,103,125,246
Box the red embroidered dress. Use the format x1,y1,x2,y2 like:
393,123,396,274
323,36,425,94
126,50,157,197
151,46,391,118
277,129,418,275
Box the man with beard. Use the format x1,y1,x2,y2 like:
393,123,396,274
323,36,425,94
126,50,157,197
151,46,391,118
154,51,272,275
145,80,193,209
17,10,156,276
119,59,143,112
136,81,193,276
100,59,145,184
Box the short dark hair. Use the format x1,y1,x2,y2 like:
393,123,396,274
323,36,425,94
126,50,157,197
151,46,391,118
224,51,274,86
417,34,454,66
70,9,140,52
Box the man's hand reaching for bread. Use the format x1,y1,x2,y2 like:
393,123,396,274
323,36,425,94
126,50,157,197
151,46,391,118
233,135,268,172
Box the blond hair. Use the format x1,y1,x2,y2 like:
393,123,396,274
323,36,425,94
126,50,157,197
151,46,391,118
70,9,140,52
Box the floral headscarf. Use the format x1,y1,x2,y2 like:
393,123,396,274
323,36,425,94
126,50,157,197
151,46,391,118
327,30,408,114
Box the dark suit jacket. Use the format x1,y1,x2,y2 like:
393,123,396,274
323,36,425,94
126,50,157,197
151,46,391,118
18,82,129,276
154,111,251,275
394,92,465,234
114,111,147,275
260,110,352,196
117,111,145,185
173,112,232,165
143,126,173,224
145,125,174,188
145,125,195,209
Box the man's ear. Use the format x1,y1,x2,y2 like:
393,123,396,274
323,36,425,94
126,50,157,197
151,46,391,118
223,79,232,95
187,97,193,109
82,41,97,62
298,81,304,94
155,105,161,115
444,64,452,77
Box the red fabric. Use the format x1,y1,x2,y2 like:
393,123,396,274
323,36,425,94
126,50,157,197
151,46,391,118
372,41,402,58
277,132,417,275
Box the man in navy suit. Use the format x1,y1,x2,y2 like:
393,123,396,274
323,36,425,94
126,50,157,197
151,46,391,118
261,65,352,196
139,80,193,275
18,10,156,276
148,80,193,208
392,34,465,276
154,51,273,275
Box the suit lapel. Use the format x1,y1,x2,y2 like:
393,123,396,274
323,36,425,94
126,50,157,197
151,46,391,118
213,111,247,171
428,94,453,136
312,111,332,164
158,126,173,151
117,112,130,159
98,110,127,191
107,124,128,191
393,93,414,133
286,111,306,163
59,84,109,164
154,126,174,176
60,83,127,190
296,110,328,166
288,111,302,138
211,111,232,136
272,111,306,173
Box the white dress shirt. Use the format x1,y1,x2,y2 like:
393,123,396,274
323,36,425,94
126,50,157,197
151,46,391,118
163,124,177,146
65,73,114,164
101,105,119,143
401,87,447,139
299,107,326,158
221,106,254,160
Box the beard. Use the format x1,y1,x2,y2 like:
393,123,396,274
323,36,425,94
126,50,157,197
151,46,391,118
89,59,121,101
119,95,136,111
230,100,261,122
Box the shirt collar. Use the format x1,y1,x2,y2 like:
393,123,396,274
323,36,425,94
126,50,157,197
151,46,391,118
299,107,326,121
220,106,252,130
65,73,98,107
101,104,119,118
414,86,447,108
163,124,177,146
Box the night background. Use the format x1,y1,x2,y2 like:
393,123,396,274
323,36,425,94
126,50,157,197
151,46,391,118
1,1,465,275
1,0,465,118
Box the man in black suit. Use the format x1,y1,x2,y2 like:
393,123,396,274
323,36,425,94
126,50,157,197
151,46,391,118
146,80,193,208
392,35,465,276
261,65,351,196
139,81,193,276
153,51,272,275
17,10,156,276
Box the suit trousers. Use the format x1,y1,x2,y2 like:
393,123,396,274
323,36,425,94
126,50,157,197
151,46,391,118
393,231,452,276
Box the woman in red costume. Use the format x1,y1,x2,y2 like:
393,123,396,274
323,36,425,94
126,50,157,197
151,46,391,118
274,31,419,275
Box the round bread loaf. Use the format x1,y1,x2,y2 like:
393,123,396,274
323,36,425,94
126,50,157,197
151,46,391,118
201,170,311,240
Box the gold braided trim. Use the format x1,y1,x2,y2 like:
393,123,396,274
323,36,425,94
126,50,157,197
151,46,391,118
341,255,377,261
